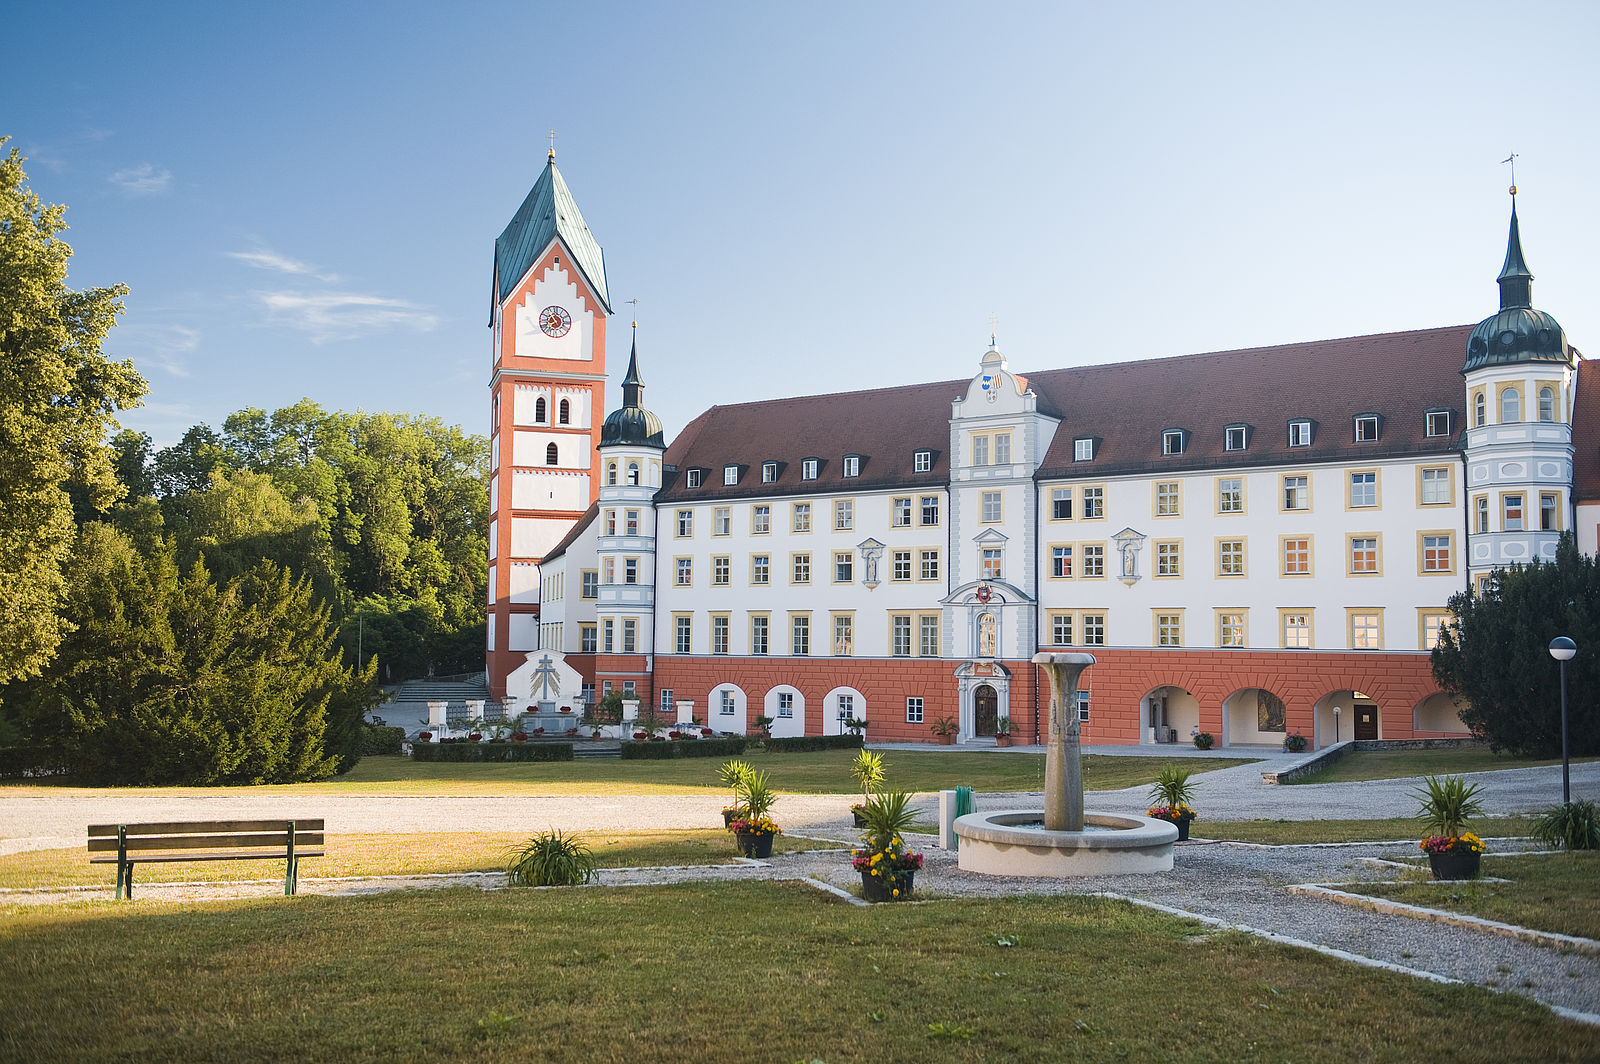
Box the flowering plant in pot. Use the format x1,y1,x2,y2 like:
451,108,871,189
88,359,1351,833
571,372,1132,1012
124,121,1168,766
510,731,529,743
633,730,648,740
995,715,1014,748
1146,765,1198,839
728,770,779,857
849,749,885,826
1413,775,1486,879
1282,730,1307,753
417,731,433,743
853,790,923,901
1190,727,1214,750
700,727,714,738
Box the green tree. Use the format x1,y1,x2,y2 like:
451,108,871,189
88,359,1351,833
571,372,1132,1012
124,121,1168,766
1432,535,1599,757
0,142,146,687
6,523,376,784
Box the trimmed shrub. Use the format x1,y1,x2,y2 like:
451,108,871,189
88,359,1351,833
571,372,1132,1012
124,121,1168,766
620,737,749,760
764,734,864,754
411,741,573,763
358,724,406,756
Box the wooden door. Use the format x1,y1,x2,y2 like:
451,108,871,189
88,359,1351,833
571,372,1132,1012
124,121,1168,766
1354,703,1379,740
974,685,998,736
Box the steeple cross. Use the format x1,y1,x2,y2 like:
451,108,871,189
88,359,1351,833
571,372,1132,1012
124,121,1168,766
547,129,558,159
1502,152,1518,196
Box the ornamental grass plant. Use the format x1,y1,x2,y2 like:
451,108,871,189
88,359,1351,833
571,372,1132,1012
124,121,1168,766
1412,774,1486,852
504,830,598,886
1532,799,1600,850
1147,765,1196,813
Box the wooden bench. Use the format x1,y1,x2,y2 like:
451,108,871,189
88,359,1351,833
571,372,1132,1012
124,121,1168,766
87,820,324,899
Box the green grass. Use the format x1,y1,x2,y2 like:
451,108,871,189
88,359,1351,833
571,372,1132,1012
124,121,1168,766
1,750,1256,798
0,830,836,891
1341,852,1600,941
1199,817,1542,846
1288,747,1597,785
1,883,1594,1063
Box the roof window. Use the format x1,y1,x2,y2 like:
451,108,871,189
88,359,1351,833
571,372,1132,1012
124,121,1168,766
1354,414,1381,443
723,464,740,486
1161,429,1187,456
1224,424,1249,452
801,457,820,481
1425,410,1451,438
1073,438,1094,461
1288,420,1313,447
685,468,703,488
843,455,861,478
913,449,933,473
761,461,778,483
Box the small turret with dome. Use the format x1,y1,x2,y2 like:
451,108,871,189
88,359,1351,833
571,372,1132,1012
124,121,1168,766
599,328,665,449
1464,195,1570,372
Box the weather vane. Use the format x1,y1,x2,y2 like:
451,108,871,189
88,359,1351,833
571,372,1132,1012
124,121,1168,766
626,298,639,328
1502,152,1518,197
547,129,557,159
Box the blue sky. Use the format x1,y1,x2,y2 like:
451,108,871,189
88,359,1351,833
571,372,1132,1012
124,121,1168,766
7,2,1598,447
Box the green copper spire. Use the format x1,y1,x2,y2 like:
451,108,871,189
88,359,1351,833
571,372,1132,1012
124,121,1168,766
1497,203,1533,310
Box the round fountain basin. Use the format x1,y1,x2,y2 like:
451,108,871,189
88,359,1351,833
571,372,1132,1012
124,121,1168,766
953,810,1178,877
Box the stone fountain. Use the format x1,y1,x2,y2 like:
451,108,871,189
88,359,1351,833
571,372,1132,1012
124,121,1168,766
952,652,1178,876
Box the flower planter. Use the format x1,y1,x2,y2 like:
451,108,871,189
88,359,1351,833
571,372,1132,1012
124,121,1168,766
861,869,914,902
1428,849,1481,880
995,734,1013,748
736,832,774,859
936,734,956,746
723,808,747,827
852,808,867,828
1153,816,1192,840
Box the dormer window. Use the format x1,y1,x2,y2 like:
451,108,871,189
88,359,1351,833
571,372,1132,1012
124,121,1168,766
761,461,778,483
801,457,819,480
723,464,740,486
1161,429,1186,456
686,468,703,488
1224,424,1249,452
1425,410,1451,438
1073,438,1094,462
843,455,861,478
1288,420,1313,447
913,449,933,473
1354,414,1380,442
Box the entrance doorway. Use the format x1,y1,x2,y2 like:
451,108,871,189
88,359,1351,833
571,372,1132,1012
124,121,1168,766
974,685,998,737
1354,702,1379,740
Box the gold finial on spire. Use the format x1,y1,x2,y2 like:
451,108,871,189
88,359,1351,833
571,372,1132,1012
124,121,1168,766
988,312,999,348
627,298,639,329
547,129,558,159
1502,152,1518,197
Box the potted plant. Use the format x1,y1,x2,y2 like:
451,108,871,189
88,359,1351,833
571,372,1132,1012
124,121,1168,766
1283,730,1307,753
754,714,775,739
1413,774,1486,879
842,715,868,738
849,749,885,826
1190,727,1215,750
719,760,753,825
852,790,923,901
510,731,529,743
729,769,779,857
929,716,958,745
995,715,1014,748
1146,764,1198,840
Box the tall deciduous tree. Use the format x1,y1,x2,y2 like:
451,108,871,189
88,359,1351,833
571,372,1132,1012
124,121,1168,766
1432,535,1599,757
0,143,146,686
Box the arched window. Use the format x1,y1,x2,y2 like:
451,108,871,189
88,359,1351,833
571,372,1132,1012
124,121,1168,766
535,397,547,423
627,462,640,485
492,395,499,430
1473,392,1485,427
558,398,570,425
606,462,618,485
545,442,558,465
1538,386,1556,423
1499,388,1521,424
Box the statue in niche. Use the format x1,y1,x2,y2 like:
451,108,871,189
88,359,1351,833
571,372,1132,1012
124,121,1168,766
978,613,998,658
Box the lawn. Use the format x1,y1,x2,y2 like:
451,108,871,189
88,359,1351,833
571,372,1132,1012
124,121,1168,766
1198,816,1542,846
1,749,1256,798
1288,747,1595,785
1340,851,1600,941
0,883,1593,1063
0,830,841,891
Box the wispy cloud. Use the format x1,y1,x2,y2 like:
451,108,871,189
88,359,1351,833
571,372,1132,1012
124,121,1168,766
108,163,172,195
21,128,114,173
226,247,341,283
254,290,440,343
115,321,200,377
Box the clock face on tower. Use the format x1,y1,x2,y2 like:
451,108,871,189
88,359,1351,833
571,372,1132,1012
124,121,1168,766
539,305,572,338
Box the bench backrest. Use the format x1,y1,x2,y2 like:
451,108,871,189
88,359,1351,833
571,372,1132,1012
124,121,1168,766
87,820,325,855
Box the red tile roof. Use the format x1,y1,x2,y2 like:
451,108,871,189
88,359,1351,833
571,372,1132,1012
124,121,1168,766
658,326,1474,499
1573,358,1600,502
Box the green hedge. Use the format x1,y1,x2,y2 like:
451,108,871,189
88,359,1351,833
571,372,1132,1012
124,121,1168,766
764,734,864,754
619,737,750,760
359,724,406,756
411,741,573,763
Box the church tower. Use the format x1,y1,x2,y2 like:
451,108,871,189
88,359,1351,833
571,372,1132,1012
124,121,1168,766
486,149,611,697
1462,194,1579,589
593,330,667,706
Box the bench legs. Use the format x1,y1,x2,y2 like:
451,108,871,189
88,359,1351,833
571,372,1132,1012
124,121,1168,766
116,827,130,901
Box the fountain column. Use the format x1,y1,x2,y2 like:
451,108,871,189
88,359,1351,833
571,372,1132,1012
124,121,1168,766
1033,652,1096,832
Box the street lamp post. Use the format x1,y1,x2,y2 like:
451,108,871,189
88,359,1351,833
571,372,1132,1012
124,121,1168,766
1333,705,1341,744
1549,636,1577,806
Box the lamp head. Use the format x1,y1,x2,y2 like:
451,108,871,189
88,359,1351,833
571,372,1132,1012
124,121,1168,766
1549,635,1577,662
